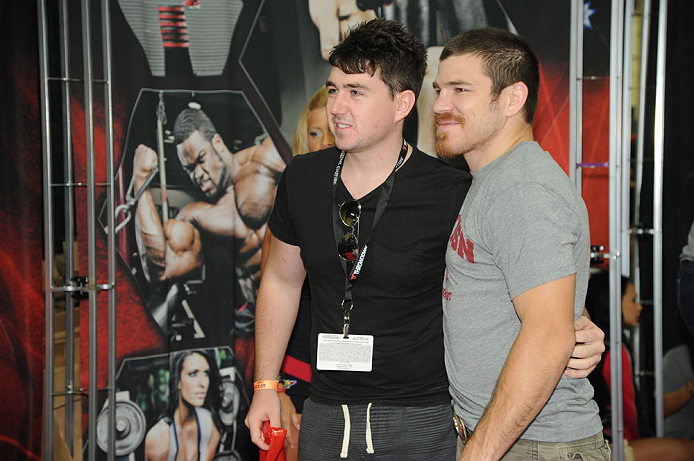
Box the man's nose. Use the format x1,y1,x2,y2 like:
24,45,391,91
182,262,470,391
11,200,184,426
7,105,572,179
193,164,205,181
329,93,347,114
432,91,450,114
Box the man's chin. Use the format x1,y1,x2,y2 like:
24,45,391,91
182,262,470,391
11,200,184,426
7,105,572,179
202,188,220,201
435,140,462,159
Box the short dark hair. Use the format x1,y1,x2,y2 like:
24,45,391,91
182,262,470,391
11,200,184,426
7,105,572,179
329,18,428,101
440,27,540,124
173,107,217,144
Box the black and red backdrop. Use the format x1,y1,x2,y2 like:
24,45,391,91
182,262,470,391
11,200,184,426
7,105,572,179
3,1,693,460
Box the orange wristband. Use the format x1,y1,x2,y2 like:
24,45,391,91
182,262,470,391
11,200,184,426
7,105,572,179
253,380,279,391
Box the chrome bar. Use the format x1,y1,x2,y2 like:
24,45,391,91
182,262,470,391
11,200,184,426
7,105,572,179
609,0,625,458
621,0,634,278
569,0,582,190
58,0,76,453
101,0,117,458
652,0,668,436
634,0,652,299
37,0,54,459
51,182,114,187
157,91,169,223
80,0,99,459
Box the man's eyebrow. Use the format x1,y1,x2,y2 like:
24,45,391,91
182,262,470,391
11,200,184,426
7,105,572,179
325,80,369,90
345,83,368,90
436,79,472,87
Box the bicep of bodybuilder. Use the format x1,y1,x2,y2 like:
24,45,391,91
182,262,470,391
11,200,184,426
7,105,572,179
162,218,200,253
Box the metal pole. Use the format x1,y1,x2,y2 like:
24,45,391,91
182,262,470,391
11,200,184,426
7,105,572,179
634,0,652,297
652,0,668,436
38,1,55,459
157,92,169,223
101,0,117,458
632,0,652,390
80,0,99,459
58,0,77,453
609,0,625,459
621,0,635,278
569,0,584,191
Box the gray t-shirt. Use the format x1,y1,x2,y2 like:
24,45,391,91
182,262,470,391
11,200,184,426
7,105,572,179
663,344,694,439
442,141,602,442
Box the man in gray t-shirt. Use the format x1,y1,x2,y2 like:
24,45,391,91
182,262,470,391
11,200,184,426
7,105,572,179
433,28,606,460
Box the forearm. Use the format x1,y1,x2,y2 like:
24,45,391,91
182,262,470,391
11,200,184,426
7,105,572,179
254,279,302,380
663,379,694,417
135,191,166,270
460,325,575,461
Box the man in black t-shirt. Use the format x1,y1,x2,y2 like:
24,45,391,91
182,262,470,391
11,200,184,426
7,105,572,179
246,19,465,460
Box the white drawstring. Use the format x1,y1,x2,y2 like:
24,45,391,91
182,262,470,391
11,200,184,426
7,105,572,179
365,402,374,454
339,404,376,457
340,405,351,458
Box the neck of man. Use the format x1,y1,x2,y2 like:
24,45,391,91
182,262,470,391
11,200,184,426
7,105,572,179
341,131,411,200
465,123,534,173
220,156,238,192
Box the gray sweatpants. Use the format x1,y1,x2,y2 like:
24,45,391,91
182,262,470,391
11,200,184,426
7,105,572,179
298,399,456,460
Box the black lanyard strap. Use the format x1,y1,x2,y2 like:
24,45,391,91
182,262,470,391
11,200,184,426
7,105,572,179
331,139,408,337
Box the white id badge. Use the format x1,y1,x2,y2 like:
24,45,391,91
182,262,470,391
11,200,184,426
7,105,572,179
316,333,374,372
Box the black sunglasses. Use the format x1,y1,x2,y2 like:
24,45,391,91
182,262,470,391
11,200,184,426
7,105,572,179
337,200,361,261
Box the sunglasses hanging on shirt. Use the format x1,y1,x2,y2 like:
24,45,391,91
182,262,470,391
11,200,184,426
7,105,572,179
337,200,361,261
331,139,408,337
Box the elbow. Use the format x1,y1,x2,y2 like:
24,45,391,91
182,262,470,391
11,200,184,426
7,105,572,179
553,325,577,361
524,321,575,362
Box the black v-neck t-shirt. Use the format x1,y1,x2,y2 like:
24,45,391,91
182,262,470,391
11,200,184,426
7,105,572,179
269,146,471,406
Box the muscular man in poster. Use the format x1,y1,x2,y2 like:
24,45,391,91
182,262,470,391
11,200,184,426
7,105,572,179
133,107,286,335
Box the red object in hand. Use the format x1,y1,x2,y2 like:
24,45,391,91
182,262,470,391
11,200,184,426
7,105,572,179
259,420,287,461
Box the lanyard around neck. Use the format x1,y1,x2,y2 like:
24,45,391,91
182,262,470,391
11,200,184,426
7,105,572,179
331,139,408,336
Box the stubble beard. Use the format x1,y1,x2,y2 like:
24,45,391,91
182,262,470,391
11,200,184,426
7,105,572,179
334,130,363,154
435,113,466,159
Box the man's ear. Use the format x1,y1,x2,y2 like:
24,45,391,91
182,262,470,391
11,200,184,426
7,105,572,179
211,132,233,157
211,132,225,150
505,82,528,118
394,89,416,124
